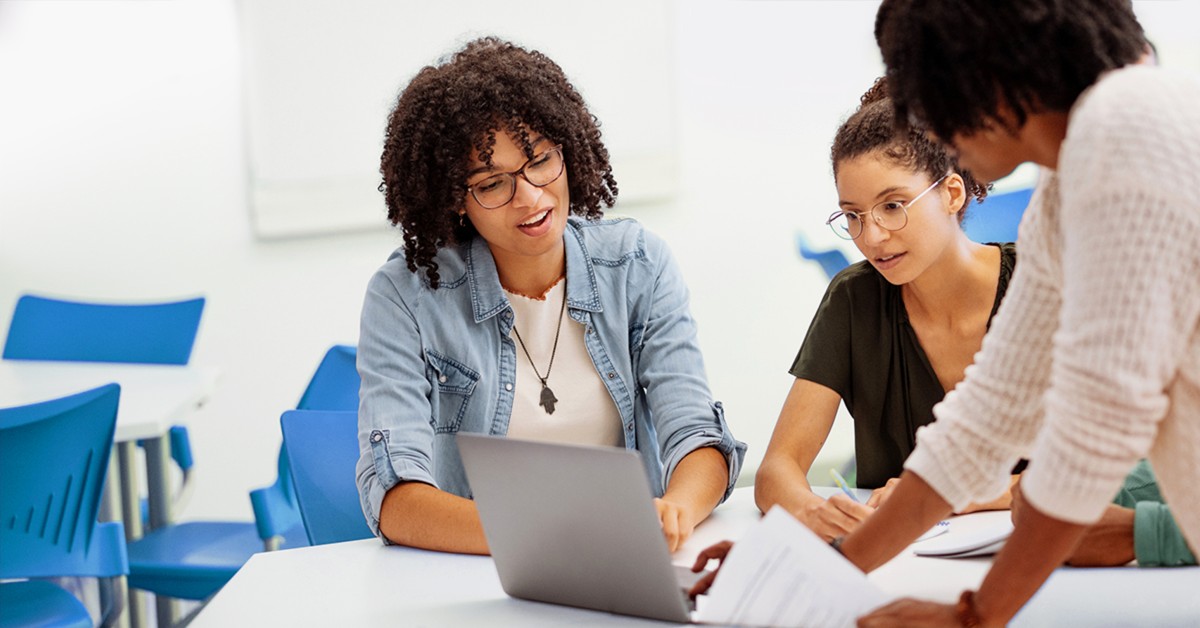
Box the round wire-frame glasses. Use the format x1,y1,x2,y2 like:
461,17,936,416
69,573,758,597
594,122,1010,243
825,174,948,240
466,145,565,209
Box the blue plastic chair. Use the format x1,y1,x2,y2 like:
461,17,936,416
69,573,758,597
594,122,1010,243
796,232,853,280
963,187,1033,244
280,409,372,545
0,384,128,628
3,295,204,365
250,344,360,548
2,294,206,513
126,345,361,602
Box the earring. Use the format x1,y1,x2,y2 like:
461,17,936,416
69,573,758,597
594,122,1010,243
458,213,466,227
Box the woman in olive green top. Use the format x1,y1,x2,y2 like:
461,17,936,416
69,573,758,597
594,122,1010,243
754,79,1020,540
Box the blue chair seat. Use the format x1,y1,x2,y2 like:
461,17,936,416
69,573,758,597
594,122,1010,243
126,521,306,600
0,581,92,628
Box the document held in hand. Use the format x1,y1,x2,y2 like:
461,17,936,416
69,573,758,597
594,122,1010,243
696,506,892,627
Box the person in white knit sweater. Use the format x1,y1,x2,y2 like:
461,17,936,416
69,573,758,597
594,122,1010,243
690,0,1199,624
837,1,1200,625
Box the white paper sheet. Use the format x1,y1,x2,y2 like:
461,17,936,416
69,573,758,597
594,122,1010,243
697,506,892,627
913,519,1014,558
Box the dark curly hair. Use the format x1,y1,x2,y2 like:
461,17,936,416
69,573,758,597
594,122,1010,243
875,0,1145,143
831,77,987,222
379,37,618,288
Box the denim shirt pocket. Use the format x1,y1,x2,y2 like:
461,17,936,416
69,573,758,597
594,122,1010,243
425,349,480,434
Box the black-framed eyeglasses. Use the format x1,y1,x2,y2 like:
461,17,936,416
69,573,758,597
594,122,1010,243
465,145,565,209
825,174,948,240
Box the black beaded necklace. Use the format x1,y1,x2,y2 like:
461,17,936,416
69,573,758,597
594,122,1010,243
511,288,567,415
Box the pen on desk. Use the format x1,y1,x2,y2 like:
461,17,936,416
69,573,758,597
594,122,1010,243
829,468,861,503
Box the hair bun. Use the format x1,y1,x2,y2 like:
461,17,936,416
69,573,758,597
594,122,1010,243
859,76,889,108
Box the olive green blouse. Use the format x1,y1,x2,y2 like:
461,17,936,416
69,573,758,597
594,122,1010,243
789,243,1018,489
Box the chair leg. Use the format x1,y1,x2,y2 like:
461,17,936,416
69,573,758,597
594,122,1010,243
144,436,174,529
99,575,129,628
156,595,179,628
173,598,211,628
118,443,149,628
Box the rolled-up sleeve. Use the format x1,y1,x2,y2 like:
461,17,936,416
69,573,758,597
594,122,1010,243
355,269,438,541
636,232,746,500
1134,502,1197,567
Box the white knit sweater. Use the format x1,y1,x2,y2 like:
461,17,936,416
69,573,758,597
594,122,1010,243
905,66,1200,550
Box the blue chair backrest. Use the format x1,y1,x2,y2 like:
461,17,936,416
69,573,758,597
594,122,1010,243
297,345,359,411
0,384,128,579
796,232,852,280
963,187,1033,244
3,294,205,364
250,345,361,543
280,410,372,546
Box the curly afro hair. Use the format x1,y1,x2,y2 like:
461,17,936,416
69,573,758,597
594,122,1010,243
832,77,988,222
875,0,1145,142
379,37,619,288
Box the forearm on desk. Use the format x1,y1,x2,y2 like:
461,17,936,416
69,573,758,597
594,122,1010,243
663,446,729,521
378,481,489,555
754,457,823,515
754,378,841,516
840,471,952,573
973,501,1088,625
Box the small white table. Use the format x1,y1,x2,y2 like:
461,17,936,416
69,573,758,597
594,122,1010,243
194,487,1200,626
1,359,220,628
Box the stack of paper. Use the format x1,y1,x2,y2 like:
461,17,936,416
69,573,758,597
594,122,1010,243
696,506,892,627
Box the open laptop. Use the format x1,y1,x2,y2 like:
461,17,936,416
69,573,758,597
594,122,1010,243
456,433,703,623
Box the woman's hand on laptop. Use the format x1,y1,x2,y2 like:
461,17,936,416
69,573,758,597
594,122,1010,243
687,540,732,598
654,448,728,552
655,497,700,552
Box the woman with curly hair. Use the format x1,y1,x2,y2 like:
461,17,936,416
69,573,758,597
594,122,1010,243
355,37,745,555
828,1,1200,625
753,78,1023,542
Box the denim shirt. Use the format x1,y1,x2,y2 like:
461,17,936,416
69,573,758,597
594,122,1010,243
355,216,746,541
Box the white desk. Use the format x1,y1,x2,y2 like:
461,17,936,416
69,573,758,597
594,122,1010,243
1,359,219,628
0,360,219,443
195,487,1200,626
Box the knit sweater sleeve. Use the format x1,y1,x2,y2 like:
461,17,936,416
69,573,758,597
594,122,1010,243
902,177,1060,510
906,68,1200,521
1017,70,1200,524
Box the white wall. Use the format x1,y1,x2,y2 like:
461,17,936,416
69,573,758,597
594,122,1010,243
238,0,678,237
2,0,1197,522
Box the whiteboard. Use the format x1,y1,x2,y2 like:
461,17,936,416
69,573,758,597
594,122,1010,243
237,0,678,238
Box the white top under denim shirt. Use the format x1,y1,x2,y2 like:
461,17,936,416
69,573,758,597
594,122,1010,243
355,216,747,541
503,278,625,447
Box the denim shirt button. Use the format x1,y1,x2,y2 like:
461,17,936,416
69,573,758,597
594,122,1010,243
607,371,616,379
439,375,448,383
505,383,513,391
370,430,384,443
